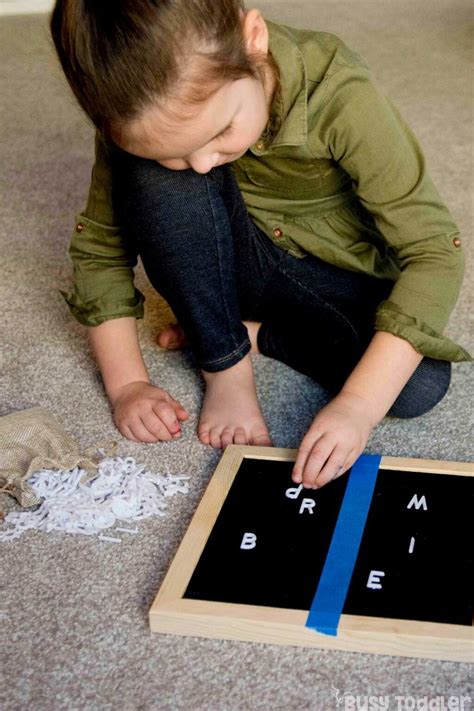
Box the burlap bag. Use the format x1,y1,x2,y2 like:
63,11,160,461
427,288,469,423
0,407,117,508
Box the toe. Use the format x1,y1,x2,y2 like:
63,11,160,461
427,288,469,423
234,427,248,445
198,427,210,445
220,427,234,449
156,329,174,348
251,430,273,446
157,324,187,350
209,428,223,449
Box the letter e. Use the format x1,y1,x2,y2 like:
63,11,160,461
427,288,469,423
367,570,385,590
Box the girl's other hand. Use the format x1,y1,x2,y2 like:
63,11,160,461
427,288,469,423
110,381,190,443
291,392,378,490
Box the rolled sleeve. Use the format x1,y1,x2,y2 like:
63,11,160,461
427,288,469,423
60,131,145,327
60,214,145,327
375,233,470,361
375,300,471,362
315,65,472,361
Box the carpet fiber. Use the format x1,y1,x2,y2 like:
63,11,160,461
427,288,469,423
0,1,472,708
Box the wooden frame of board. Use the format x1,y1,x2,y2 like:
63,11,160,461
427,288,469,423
149,445,473,661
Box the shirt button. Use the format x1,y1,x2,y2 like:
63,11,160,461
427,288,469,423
273,227,283,239
256,141,265,151
453,237,462,248
75,223,85,233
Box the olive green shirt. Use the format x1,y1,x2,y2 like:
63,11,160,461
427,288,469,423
60,18,472,362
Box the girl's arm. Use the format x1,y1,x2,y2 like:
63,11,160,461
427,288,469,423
88,317,150,404
308,61,470,364
340,331,423,424
60,131,145,329
61,135,189,442
88,317,190,441
292,57,469,488
292,332,423,488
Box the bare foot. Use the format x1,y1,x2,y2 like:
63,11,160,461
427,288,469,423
198,352,272,449
157,321,262,353
156,323,189,350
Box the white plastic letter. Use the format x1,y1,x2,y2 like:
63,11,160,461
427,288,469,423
285,484,303,499
367,570,385,590
407,494,427,510
299,498,316,515
240,532,257,550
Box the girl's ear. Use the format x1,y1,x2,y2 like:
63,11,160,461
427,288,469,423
241,9,269,56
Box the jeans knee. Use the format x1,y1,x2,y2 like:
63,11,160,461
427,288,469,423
388,358,451,419
112,151,203,213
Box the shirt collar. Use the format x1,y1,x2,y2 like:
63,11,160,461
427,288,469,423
249,19,308,156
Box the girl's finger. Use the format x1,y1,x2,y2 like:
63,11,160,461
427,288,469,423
300,433,337,488
152,402,181,435
314,444,352,488
292,428,324,483
120,422,140,443
121,418,157,443
336,449,358,478
176,407,190,420
133,415,170,442
170,398,190,420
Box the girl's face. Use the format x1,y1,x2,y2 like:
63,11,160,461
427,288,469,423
111,9,276,174
114,72,275,174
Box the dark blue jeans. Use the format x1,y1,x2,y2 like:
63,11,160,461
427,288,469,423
111,150,451,419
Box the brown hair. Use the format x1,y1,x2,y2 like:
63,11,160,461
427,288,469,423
50,0,281,141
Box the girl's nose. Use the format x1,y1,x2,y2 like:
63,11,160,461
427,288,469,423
187,153,220,174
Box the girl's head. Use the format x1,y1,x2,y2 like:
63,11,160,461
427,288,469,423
51,0,281,173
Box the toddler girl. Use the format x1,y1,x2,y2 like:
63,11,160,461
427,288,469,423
51,1,471,490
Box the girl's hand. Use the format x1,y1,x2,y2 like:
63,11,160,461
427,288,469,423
110,381,190,443
291,391,378,489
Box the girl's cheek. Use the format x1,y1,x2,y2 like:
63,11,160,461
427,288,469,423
234,126,262,153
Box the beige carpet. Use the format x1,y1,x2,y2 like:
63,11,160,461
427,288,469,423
0,1,472,708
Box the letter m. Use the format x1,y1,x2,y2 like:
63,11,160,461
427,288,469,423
407,494,427,510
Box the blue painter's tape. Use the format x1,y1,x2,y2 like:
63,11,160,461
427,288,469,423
305,453,381,636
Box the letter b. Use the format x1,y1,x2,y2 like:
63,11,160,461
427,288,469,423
240,532,257,550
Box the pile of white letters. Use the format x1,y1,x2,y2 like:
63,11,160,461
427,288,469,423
0,455,190,543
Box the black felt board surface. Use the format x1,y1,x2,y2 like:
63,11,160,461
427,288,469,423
184,458,472,626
